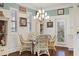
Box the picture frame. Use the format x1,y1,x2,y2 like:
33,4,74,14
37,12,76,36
77,32,79,34
57,9,64,15
0,3,4,7
20,17,27,26
19,6,26,13
0,11,4,17
47,22,53,28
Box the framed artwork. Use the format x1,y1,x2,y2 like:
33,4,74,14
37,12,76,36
77,31,79,34
20,17,27,26
47,22,53,28
57,9,64,15
19,6,26,13
0,3,4,7
0,11,4,17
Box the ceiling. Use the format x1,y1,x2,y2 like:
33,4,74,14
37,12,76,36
19,3,78,11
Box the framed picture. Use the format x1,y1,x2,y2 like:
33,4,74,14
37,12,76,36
57,9,64,15
47,22,53,28
19,6,26,13
20,17,27,26
0,11,4,17
0,3,4,7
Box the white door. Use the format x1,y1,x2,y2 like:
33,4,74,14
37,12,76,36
56,19,66,46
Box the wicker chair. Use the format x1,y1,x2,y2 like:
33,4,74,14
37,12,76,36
18,34,32,55
34,35,50,56
48,35,56,51
27,32,39,54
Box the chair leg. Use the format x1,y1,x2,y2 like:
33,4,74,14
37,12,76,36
34,50,36,55
19,51,21,55
31,48,32,54
37,49,50,56
7,53,8,56
47,50,50,56
37,49,40,56
54,47,56,51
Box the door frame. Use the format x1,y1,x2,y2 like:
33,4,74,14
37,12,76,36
55,18,67,46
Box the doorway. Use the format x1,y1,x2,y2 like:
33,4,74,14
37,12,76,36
56,19,66,45
40,24,43,34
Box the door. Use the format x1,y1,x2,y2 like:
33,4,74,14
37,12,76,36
56,19,66,45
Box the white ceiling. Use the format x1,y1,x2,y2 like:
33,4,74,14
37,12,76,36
19,3,78,11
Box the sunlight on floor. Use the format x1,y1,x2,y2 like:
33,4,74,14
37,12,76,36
57,50,65,56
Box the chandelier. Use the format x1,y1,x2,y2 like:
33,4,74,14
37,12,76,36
34,9,50,21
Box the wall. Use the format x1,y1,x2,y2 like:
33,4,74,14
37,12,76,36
0,3,36,54
42,5,79,56
71,5,79,56
43,15,70,47
1,3,79,55
34,6,76,50
46,8,69,16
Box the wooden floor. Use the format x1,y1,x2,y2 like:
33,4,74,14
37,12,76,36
6,46,73,56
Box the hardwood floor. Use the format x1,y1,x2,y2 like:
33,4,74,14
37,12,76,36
7,46,73,56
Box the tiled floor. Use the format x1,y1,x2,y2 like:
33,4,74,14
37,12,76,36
7,46,73,56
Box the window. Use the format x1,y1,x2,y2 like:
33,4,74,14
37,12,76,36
11,10,17,32
27,12,32,32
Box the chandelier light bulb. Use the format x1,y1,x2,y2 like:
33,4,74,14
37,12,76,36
45,16,49,19
45,17,47,19
39,10,41,13
37,12,39,15
42,9,45,13
45,12,47,16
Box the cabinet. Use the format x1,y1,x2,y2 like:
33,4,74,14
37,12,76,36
0,20,7,46
0,18,8,56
